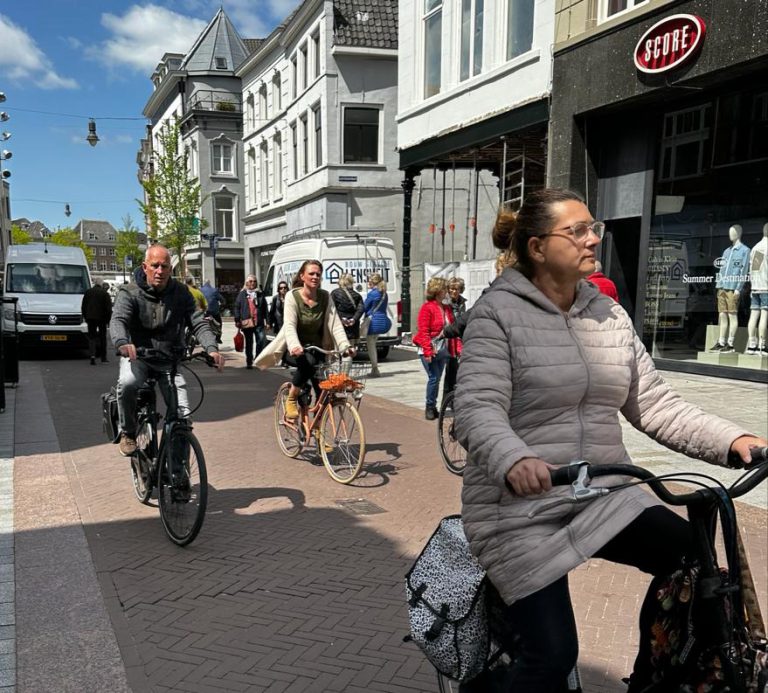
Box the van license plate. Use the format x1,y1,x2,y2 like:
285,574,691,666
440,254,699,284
41,335,67,342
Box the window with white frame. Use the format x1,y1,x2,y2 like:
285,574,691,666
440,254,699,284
108,233,115,241
313,105,323,168
291,55,298,99
299,113,309,175
213,195,235,239
423,0,442,98
299,43,308,91
100,262,108,271
343,107,380,164
248,147,258,206
100,247,107,256
246,93,255,130
507,0,534,60
88,232,97,240
290,122,298,179
212,142,233,174
273,134,283,198
259,83,268,120
109,248,116,256
189,141,198,178
110,262,118,272
460,0,484,81
659,104,712,181
260,141,269,203
311,31,321,78
602,0,648,21
272,72,282,112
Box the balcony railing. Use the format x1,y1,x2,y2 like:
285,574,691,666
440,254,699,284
187,90,243,113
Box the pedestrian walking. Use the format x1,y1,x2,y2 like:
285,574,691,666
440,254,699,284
200,280,224,320
440,277,467,408
185,277,208,312
586,260,619,301
331,274,364,342
268,281,289,333
360,273,391,377
255,260,353,419
234,275,268,369
413,277,457,420
81,277,112,365
454,188,767,692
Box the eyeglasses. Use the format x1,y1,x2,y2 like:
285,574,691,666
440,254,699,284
278,286,288,291
540,221,605,242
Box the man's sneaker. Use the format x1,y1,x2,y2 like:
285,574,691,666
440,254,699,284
119,434,138,457
710,342,727,352
721,344,735,354
746,344,759,355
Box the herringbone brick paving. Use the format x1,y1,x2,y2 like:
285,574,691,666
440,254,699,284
15,351,768,692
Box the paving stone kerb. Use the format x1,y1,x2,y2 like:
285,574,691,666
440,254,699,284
12,337,768,693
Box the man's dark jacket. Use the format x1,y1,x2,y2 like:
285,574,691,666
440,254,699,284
110,270,217,356
81,285,112,322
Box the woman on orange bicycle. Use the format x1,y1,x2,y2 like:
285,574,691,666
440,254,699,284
454,189,767,692
255,259,353,419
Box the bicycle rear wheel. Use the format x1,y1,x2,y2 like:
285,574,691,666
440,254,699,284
158,427,207,546
319,399,365,484
274,382,303,458
438,393,467,475
131,413,156,504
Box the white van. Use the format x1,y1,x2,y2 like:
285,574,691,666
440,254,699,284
2,243,91,347
263,236,401,359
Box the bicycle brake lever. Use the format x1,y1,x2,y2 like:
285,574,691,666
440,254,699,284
527,464,609,518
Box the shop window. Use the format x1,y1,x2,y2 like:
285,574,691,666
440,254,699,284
659,105,711,181
213,195,234,239
460,0,484,81
343,107,380,164
506,0,534,60
423,0,442,98
602,0,648,21
712,90,768,167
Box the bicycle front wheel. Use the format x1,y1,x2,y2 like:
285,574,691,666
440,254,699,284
319,399,365,484
438,394,467,476
158,428,207,546
274,383,303,458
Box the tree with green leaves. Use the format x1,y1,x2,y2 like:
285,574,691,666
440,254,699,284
138,119,207,277
50,227,94,264
115,213,143,279
10,225,32,245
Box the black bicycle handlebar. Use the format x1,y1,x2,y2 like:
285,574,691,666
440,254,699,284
136,346,216,368
550,446,768,506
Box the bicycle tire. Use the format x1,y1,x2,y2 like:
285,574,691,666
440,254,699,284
158,427,207,546
131,414,156,504
437,393,467,476
319,399,365,484
274,383,303,458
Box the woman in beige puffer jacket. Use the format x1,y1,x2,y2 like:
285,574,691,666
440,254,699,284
453,189,766,692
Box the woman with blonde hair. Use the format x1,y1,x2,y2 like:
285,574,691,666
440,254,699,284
360,273,391,377
330,274,364,341
413,276,459,419
234,274,268,368
441,277,467,408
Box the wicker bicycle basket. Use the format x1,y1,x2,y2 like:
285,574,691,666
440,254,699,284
317,360,370,392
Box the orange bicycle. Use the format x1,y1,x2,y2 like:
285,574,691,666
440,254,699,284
273,346,368,484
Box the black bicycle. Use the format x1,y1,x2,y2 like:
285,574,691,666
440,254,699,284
130,347,214,546
548,448,768,692
437,392,467,476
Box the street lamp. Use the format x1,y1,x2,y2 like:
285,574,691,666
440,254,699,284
86,118,99,147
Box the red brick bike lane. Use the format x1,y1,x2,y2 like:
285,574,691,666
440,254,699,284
26,356,768,692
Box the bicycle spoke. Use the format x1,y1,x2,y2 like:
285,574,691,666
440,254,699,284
274,383,303,458
438,396,467,476
320,400,365,484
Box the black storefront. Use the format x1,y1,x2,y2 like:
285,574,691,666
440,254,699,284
549,0,768,382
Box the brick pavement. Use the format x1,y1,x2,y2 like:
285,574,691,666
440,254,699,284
6,341,768,692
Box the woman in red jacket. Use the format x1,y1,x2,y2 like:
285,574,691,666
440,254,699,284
413,277,460,420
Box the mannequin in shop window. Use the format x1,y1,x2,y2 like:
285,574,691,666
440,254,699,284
710,224,750,353
746,223,768,356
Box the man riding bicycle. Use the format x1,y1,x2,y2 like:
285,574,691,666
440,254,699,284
110,245,225,457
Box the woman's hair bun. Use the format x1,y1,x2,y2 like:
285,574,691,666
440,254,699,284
492,207,518,251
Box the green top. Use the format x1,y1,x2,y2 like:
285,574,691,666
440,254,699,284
293,288,327,347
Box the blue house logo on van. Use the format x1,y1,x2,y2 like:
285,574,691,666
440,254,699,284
325,261,391,287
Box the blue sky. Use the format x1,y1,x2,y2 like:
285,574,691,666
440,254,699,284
1,1,294,233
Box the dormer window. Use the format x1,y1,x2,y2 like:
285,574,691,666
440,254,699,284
215,56,228,70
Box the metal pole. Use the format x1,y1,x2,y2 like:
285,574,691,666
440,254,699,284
401,173,416,333
451,161,456,262
500,136,507,207
431,166,437,263
472,156,480,260
441,168,446,263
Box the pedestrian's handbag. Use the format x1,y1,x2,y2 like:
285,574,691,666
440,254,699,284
234,329,245,352
360,292,387,338
429,307,450,356
405,515,489,683
100,387,120,444
359,315,372,338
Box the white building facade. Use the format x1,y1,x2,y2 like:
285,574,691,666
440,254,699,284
396,0,555,327
237,0,401,282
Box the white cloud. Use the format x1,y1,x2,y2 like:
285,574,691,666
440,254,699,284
224,0,299,37
0,14,79,89
91,5,207,73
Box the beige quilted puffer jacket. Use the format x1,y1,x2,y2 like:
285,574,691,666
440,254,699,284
454,268,748,605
